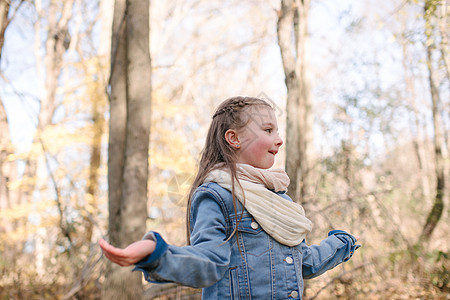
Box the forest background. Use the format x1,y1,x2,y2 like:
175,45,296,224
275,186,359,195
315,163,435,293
0,0,448,299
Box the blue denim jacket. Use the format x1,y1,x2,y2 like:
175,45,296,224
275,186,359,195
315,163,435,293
134,182,359,299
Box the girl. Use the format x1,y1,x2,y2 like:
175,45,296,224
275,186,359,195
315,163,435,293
100,96,360,299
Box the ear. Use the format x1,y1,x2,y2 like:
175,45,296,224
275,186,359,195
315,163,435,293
224,129,241,149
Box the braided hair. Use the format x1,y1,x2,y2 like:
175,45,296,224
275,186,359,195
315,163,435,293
186,96,273,244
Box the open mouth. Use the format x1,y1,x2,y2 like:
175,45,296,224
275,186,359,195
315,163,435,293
269,150,278,155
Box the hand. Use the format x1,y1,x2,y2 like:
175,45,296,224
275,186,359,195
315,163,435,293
99,238,156,267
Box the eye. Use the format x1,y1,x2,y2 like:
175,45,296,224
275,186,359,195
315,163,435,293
265,128,273,133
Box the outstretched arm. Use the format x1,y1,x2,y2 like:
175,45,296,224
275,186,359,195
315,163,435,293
99,186,232,288
302,230,360,279
99,238,156,267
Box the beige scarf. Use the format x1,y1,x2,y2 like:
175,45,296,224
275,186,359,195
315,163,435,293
205,164,313,246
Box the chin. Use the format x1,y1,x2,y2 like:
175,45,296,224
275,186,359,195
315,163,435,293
259,161,275,170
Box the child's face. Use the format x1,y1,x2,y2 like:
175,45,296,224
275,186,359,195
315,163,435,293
236,106,283,169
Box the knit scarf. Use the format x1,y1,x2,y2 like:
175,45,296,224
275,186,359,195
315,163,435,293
204,164,313,246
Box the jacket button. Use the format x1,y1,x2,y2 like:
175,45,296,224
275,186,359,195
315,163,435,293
285,257,293,264
289,290,299,298
250,222,259,229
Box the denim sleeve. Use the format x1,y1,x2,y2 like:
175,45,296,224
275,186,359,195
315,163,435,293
132,189,231,288
301,230,360,279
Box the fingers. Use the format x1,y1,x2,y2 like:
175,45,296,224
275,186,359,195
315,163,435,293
102,249,119,264
99,238,154,266
104,252,132,266
99,238,115,253
99,238,110,251
99,239,126,257
99,239,133,267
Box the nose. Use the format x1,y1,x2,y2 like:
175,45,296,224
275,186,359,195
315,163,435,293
275,133,283,147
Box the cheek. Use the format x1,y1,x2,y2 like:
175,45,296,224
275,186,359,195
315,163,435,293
248,137,270,155
257,134,272,146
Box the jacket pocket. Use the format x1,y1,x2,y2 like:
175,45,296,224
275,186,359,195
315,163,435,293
236,217,273,257
229,267,240,299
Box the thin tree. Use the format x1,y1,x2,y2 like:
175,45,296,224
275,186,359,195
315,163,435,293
102,0,152,298
277,0,315,204
418,0,446,245
82,0,112,245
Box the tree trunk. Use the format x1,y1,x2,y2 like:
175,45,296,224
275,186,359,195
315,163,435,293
83,0,113,246
418,0,446,245
84,88,105,243
102,0,151,298
277,0,314,205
